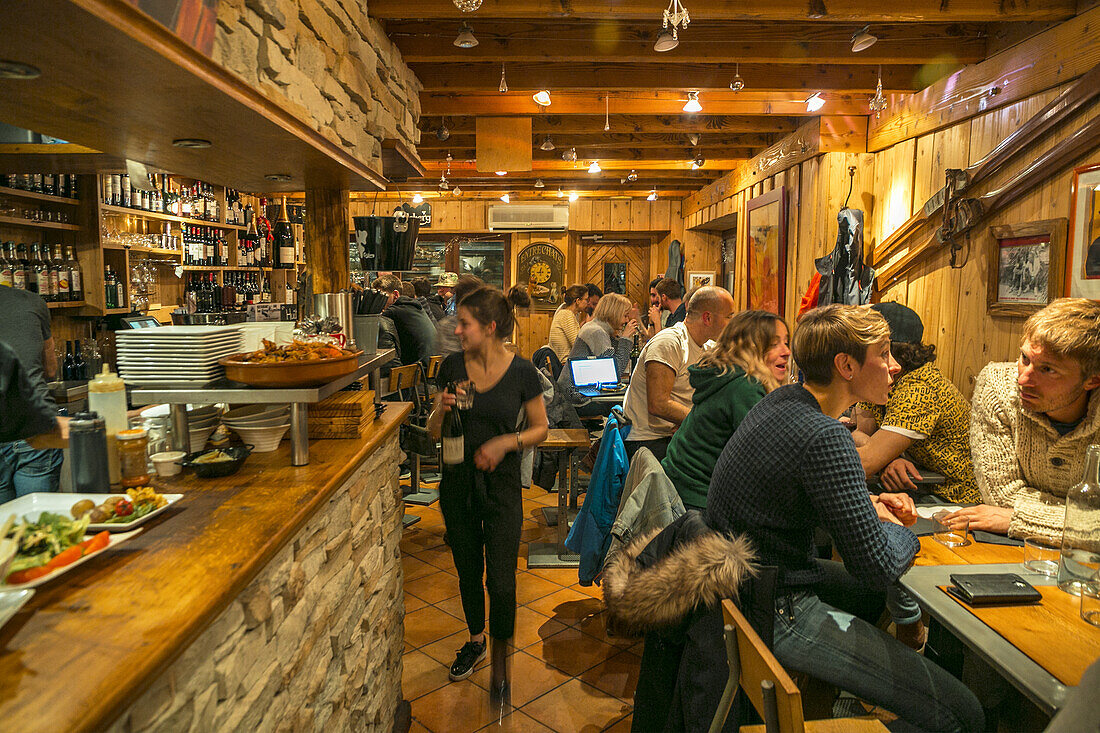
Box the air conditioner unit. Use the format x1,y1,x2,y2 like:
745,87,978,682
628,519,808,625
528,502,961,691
488,204,569,231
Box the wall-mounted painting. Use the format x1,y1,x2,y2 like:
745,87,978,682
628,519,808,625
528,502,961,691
128,0,219,55
603,262,626,295
745,187,787,315
517,242,565,310
987,219,1066,318
686,271,716,292
1068,163,1100,300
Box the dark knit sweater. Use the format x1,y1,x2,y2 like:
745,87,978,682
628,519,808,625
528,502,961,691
705,384,919,591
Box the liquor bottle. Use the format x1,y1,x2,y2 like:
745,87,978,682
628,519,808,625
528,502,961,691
13,243,28,290
1058,445,1100,595
441,382,465,465
285,279,296,305
241,216,258,268
273,197,295,270
63,341,75,381
28,243,44,298
53,245,71,301
0,243,12,288
221,272,236,311
234,273,245,307
630,334,641,373
65,246,83,302
43,173,56,197
203,227,214,266
256,198,273,267
49,245,64,301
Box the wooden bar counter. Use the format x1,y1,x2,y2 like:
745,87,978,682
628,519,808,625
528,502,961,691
0,401,413,733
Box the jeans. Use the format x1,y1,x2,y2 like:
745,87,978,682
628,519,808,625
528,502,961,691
773,561,984,733
887,586,922,625
0,441,63,502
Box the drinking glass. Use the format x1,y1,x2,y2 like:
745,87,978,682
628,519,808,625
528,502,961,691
932,510,969,547
1082,569,1100,628
454,379,475,410
1023,536,1061,576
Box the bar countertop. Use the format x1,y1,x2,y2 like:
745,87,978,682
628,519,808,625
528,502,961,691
0,401,412,733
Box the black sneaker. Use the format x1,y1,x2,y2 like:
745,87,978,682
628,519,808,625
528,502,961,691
448,640,487,681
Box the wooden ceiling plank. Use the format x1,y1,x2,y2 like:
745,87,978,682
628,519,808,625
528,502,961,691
422,147,759,160
425,159,746,171
416,132,779,149
420,115,802,134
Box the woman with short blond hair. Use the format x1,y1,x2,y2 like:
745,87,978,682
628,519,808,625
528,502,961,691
557,292,638,417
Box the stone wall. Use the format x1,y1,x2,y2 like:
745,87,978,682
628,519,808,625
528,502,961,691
213,0,422,171
106,432,405,733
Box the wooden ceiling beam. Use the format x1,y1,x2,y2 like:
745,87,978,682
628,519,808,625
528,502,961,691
389,20,987,65
421,146,758,160
369,0,1074,22
417,132,778,149
422,91,870,116
420,114,801,134
424,159,744,171
411,62,927,93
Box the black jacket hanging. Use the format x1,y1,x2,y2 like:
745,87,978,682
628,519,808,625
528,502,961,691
814,208,875,307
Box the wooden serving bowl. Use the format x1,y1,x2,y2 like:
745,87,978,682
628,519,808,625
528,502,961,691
219,350,363,387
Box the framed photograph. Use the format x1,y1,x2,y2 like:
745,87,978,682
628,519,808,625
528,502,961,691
686,271,716,292
745,188,787,314
987,219,1066,317
1067,163,1100,299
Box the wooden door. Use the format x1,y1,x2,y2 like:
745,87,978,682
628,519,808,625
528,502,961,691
582,240,651,312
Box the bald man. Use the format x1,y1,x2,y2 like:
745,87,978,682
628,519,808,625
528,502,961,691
621,285,736,461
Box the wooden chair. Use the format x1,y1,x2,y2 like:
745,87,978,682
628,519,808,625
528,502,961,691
388,364,439,509
709,599,888,733
425,354,443,381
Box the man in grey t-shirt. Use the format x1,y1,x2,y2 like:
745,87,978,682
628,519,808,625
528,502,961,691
0,286,63,499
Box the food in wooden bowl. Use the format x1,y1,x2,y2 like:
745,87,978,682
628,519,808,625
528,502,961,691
220,339,362,387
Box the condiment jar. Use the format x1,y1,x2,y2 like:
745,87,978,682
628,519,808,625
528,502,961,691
87,366,128,434
69,411,110,492
117,427,151,488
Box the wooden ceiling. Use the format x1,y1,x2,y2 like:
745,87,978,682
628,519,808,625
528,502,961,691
374,1,1074,198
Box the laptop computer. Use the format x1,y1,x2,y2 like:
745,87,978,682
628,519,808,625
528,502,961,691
570,357,625,398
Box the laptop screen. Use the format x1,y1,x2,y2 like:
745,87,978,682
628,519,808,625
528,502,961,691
570,357,619,387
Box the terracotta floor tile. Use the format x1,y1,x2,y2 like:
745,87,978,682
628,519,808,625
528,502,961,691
476,709,556,733
520,678,632,733
409,720,432,733
405,606,468,649
403,649,452,701
404,593,429,614
520,524,558,544
602,713,633,732
526,588,603,626
575,610,640,649
470,650,572,707
411,679,520,733
515,572,565,604
571,582,605,599
512,606,568,651
529,626,620,678
416,545,459,573
527,566,582,586
579,650,641,702
420,629,480,667
402,554,439,582
436,591,478,621
405,571,461,605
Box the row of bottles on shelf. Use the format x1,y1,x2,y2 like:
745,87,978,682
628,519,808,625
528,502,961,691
62,340,90,381
185,271,298,312
104,265,124,309
0,242,84,302
183,225,231,267
1,173,81,199
101,174,246,224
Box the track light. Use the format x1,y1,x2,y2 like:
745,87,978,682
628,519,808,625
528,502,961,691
569,191,580,202
499,63,508,93
412,193,424,204
691,155,705,169
683,91,702,113
453,22,478,49
851,26,878,53
588,161,602,174
647,190,658,201
653,29,678,52
500,193,510,203
562,147,577,162
496,170,508,176
534,178,545,188
540,135,555,151
533,90,552,107
805,92,826,112
729,63,745,92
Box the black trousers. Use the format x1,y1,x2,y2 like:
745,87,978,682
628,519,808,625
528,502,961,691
439,463,523,640
624,436,671,462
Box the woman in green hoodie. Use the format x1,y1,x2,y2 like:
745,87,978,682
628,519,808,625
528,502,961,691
662,310,791,511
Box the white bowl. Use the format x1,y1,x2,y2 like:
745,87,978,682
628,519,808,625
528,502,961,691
188,414,221,429
188,424,219,452
222,409,290,426
222,404,290,422
223,414,290,429
151,451,186,477
230,424,290,452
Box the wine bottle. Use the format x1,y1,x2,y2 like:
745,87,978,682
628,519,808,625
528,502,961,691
13,243,28,290
63,340,75,381
0,243,12,288
66,246,83,302
441,382,465,465
73,339,87,380
52,245,68,301
273,197,295,270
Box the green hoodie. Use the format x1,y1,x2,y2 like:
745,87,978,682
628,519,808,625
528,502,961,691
661,363,767,510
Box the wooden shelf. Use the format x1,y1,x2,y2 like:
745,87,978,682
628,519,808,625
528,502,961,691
182,265,285,272
104,307,132,315
100,204,246,230
0,185,81,206
47,301,87,309
0,215,80,231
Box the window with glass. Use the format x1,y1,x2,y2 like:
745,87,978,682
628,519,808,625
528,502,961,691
393,235,508,290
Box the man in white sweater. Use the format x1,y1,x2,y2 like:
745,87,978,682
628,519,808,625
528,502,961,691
948,298,1100,542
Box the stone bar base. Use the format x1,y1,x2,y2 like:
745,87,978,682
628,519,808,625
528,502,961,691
106,433,404,733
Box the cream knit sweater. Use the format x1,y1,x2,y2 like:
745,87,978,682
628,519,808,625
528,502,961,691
970,362,1100,543
548,307,581,362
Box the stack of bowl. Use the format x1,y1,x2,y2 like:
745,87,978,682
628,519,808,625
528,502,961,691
139,403,223,453
221,404,291,452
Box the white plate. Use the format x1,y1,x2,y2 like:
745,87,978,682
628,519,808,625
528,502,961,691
1,528,143,589
140,404,220,419
119,368,225,378
116,325,242,338
117,356,232,366
0,589,34,632
0,492,184,532
125,377,221,387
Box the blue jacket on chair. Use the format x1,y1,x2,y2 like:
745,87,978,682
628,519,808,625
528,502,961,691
565,411,630,585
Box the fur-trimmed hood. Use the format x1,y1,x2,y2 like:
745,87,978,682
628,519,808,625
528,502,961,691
602,516,756,635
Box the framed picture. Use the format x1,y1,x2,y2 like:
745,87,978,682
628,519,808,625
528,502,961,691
987,219,1066,317
603,262,626,295
1067,163,1100,299
745,187,787,314
686,271,716,291
516,242,565,310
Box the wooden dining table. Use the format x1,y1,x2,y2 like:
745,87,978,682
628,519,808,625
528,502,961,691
900,535,1100,716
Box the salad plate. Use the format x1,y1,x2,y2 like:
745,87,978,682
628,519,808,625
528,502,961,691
0,588,34,631
0,492,182,532
2,527,143,589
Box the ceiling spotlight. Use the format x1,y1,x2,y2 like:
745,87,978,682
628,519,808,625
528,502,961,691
454,22,479,49
500,193,510,203
562,147,578,162
647,190,658,201
557,188,565,198
626,170,638,182
683,91,702,113
412,193,424,204
453,0,483,10
435,121,451,141
851,26,878,53
438,175,450,190
653,29,679,52
499,63,508,93
533,90,552,107
688,133,700,146
495,170,508,176
263,173,291,182
569,191,580,202
588,161,602,174
0,60,42,80
691,155,706,169
534,178,545,188
805,92,826,112
174,138,213,149
729,63,745,92
452,186,462,196
540,135,556,151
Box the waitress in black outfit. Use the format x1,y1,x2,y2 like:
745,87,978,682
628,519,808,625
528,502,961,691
427,286,549,700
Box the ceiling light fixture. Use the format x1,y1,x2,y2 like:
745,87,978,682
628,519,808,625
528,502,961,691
569,191,580,202
452,0,483,10
534,178,545,188
263,173,291,182
435,119,451,141
540,135,555,151
805,92,826,112
588,161,602,174
729,63,745,92
438,174,450,190
647,190,658,201
626,170,638,182
661,0,691,43
851,26,878,53
688,133,700,146
604,96,611,132
653,29,679,53
691,155,705,169
557,188,565,198
683,91,702,113
533,90,552,107
495,170,508,176
562,147,578,162
868,67,888,118
412,193,424,204
499,63,508,93
174,138,213,149
453,22,479,48
500,193,510,203
0,60,42,80
452,185,462,196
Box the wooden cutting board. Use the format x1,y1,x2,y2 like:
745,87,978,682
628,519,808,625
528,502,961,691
310,390,375,417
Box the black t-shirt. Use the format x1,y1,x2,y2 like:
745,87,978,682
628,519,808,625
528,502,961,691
664,301,687,329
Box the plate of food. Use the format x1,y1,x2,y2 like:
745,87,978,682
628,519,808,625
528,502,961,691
0,512,143,589
220,339,362,387
0,588,34,632
0,488,181,532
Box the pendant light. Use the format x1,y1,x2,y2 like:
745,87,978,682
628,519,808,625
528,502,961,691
647,190,658,201
683,91,702,113
805,92,825,112
661,0,691,41
533,90,552,107
562,147,578,162
500,193,510,203
626,170,638,182
569,191,580,202
412,193,424,204
869,68,888,118
438,175,450,190
588,160,602,174
495,170,508,176
653,29,678,52
453,0,483,10
729,63,745,92
453,22,478,49
435,118,451,141
540,135,556,151
691,154,705,169
534,178,545,188
851,26,878,53
604,96,611,132
452,185,462,196
557,188,565,198
498,63,508,94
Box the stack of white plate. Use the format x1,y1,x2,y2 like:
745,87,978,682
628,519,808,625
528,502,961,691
139,403,223,452
116,325,243,386
221,404,291,452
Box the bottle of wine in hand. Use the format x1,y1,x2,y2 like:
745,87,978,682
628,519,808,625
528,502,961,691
442,381,465,465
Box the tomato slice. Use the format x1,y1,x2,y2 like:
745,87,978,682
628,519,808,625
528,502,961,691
6,565,53,584
79,531,110,555
46,545,84,569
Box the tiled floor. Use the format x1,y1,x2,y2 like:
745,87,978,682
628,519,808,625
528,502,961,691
399,483,638,733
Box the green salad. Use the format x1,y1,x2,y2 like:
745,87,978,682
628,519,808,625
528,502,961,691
6,512,90,574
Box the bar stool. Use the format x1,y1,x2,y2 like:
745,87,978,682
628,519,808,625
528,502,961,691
527,428,590,568
391,364,440,510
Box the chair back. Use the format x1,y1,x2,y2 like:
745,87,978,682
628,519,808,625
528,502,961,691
531,345,562,380
426,354,443,381
388,363,423,413
721,598,805,733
